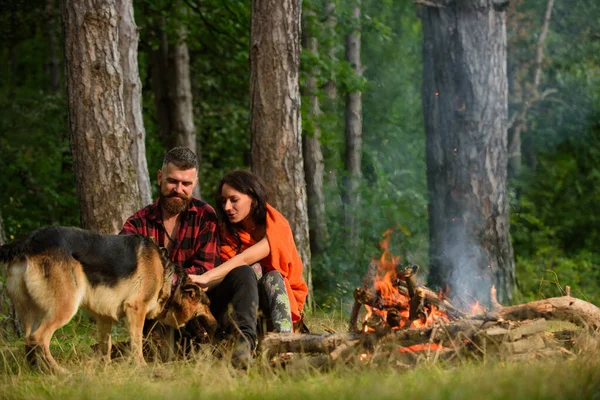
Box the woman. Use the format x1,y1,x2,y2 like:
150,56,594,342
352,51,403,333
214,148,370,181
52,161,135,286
191,170,308,333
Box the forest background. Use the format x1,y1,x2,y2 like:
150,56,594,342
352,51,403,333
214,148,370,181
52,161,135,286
0,0,599,313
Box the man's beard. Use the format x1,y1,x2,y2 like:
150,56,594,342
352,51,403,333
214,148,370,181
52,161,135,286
160,192,191,215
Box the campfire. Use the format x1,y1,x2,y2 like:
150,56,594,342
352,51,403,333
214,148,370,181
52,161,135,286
352,229,453,335
260,230,600,370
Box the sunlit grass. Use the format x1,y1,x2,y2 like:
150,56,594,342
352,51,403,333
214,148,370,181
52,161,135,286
1,311,599,400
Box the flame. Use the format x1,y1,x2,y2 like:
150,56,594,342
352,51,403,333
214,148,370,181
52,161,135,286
470,300,484,315
362,229,450,332
397,343,444,353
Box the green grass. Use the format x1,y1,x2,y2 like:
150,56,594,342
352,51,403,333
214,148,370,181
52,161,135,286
1,312,599,400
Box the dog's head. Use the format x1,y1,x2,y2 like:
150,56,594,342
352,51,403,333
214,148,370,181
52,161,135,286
158,276,218,336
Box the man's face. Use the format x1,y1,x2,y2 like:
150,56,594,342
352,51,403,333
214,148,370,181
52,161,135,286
158,163,198,215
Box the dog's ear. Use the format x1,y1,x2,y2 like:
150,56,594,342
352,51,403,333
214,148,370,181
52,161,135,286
182,283,201,300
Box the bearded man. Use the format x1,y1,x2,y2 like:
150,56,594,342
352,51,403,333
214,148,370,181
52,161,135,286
121,147,258,368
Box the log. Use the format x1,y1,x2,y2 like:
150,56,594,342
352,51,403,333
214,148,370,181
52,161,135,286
492,295,600,331
409,287,426,322
260,333,361,355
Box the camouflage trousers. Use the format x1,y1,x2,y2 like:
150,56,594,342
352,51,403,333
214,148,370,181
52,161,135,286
251,265,293,334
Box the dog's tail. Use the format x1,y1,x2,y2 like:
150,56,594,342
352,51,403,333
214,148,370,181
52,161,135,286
0,236,31,264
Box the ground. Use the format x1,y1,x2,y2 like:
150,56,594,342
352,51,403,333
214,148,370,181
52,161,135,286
0,311,599,399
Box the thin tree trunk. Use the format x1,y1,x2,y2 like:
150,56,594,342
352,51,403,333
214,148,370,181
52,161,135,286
323,0,337,99
44,0,61,93
507,0,554,178
151,21,173,151
421,0,515,303
168,22,200,198
250,0,312,300
62,0,142,233
342,1,362,247
117,0,152,206
302,13,329,256
149,11,200,199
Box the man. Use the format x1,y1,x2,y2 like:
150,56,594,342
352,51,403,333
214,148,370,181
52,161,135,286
121,147,258,368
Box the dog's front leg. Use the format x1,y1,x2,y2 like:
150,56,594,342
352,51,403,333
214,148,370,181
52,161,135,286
96,317,113,363
125,302,147,366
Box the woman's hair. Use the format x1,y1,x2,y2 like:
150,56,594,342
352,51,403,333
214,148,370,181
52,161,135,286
216,170,268,252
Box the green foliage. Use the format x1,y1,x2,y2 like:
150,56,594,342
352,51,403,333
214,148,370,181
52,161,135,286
0,5,78,238
305,1,429,309
1,0,599,311
510,0,600,305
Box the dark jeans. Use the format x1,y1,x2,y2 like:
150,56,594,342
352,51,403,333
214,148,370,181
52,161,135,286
207,265,258,348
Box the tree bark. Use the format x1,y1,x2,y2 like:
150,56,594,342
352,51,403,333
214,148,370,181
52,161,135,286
302,13,329,256
117,0,152,206
420,0,515,303
250,0,312,300
62,0,142,233
342,1,363,248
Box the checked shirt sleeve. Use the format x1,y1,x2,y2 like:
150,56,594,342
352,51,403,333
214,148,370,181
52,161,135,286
186,206,220,275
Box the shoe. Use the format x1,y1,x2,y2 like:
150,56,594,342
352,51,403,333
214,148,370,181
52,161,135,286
231,337,254,370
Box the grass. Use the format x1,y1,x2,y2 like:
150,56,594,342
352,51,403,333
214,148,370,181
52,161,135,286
1,311,599,400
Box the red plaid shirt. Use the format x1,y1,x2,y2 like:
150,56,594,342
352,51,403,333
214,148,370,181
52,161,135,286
120,198,220,275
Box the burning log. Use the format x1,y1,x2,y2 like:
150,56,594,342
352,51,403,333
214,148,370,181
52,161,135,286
408,287,426,322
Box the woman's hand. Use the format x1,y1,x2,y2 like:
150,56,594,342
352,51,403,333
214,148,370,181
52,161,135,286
188,274,210,290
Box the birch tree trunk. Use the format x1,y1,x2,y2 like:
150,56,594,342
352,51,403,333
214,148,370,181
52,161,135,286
62,0,142,233
117,0,152,205
250,0,312,301
302,13,329,256
421,0,515,303
342,1,363,248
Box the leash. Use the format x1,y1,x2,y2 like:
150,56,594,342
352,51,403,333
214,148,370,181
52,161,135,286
157,265,185,320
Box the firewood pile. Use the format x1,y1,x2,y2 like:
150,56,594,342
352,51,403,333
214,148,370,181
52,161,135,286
259,258,600,370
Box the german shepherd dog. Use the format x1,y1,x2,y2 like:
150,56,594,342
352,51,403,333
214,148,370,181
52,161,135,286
0,226,217,373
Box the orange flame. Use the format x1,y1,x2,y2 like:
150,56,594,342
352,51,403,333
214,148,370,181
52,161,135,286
470,300,484,315
397,343,444,353
362,229,450,332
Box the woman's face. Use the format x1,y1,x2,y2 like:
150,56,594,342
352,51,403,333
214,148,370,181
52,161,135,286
221,184,254,225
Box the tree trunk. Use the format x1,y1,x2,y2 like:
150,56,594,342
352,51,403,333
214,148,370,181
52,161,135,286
44,0,61,93
150,13,200,199
250,0,312,302
323,0,337,99
62,0,142,233
507,0,554,178
150,21,173,151
117,0,152,206
420,0,515,303
302,13,329,256
342,1,363,248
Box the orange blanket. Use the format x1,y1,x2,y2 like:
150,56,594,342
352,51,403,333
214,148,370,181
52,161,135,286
220,204,308,323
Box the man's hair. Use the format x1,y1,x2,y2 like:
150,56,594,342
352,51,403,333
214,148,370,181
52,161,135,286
161,147,198,171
